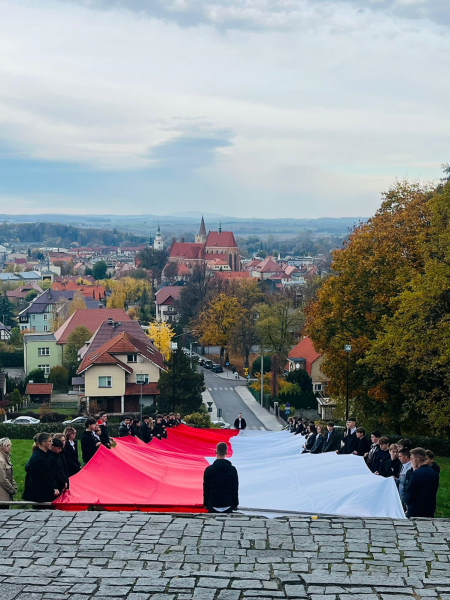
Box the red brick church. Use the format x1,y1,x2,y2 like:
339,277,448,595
168,217,240,272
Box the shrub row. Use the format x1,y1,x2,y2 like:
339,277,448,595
389,436,450,457
0,423,120,439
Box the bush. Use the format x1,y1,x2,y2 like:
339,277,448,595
10,388,22,406
251,356,272,377
40,412,68,423
389,436,450,457
183,412,213,428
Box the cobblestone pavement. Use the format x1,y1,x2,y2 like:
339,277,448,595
0,511,449,600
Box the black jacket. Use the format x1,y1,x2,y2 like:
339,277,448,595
339,430,358,455
310,434,326,454
130,424,141,438
322,430,341,453
118,422,130,437
153,422,165,439
203,459,239,510
372,448,390,474
294,423,305,436
234,417,247,430
405,464,439,518
380,457,401,478
63,440,81,477
99,423,111,447
302,433,317,453
355,436,371,457
80,431,100,465
140,421,152,443
23,448,56,503
48,451,70,493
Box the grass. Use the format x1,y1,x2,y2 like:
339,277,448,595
8,440,450,517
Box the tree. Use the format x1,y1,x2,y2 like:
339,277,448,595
176,265,211,327
195,293,243,360
285,368,313,393
183,411,212,428
68,292,87,315
92,261,108,280
129,268,149,280
229,311,259,368
163,261,179,282
157,347,205,414
0,292,15,327
9,327,22,347
251,355,272,377
10,388,22,407
137,248,168,286
146,321,174,360
64,325,92,377
25,290,38,303
26,368,46,384
256,295,304,365
49,365,69,392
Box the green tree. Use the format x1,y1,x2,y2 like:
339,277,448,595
251,355,272,377
26,368,46,384
157,347,205,414
257,296,304,365
137,248,168,285
285,368,313,393
10,388,22,406
0,292,15,327
92,261,108,280
25,290,38,303
8,327,22,347
49,365,69,392
64,325,92,377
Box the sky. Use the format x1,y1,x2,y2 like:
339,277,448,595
0,0,449,218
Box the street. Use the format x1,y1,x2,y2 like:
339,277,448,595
201,368,267,430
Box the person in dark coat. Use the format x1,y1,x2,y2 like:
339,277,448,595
153,417,165,440
310,424,326,454
379,444,401,478
353,427,371,457
425,450,441,479
338,418,358,454
140,415,153,443
234,413,247,430
48,438,69,493
301,425,317,454
80,418,102,465
118,418,131,437
322,423,341,453
203,442,239,513
98,413,111,448
365,430,382,469
63,427,81,476
23,433,60,503
130,419,141,438
405,447,439,518
372,437,390,474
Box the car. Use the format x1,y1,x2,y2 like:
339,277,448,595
62,416,88,426
3,416,41,425
211,420,231,429
198,358,206,366
211,364,224,373
204,360,214,369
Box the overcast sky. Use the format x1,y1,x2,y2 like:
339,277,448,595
0,0,448,218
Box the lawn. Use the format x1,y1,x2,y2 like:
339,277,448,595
8,440,450,517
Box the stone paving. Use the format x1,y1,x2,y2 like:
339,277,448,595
0,511,449,600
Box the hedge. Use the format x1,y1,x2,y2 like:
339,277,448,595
388,436,450,457
0,422,120,439
0,351,24,367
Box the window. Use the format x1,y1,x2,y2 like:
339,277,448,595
43,325,48,332
38,347,50,356
43,314,48,320
98,376,112,388
32,314,36,320
38,364,50,374
127,354,137,363
136,374,149,384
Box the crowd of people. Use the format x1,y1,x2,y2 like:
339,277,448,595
286,416,441,518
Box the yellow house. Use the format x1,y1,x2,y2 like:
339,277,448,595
77,331,165,414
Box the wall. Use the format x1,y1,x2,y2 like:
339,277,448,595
84,364,125,397
24,339,62,376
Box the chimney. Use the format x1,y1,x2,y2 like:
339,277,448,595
107,316,113,326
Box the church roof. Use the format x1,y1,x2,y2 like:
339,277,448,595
199,216,206,237
206,231,237,248
169,243,204,259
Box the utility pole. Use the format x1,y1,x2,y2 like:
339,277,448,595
260,353,264,406
344,345,351,422
171,342,178,413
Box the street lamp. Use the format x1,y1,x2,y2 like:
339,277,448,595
344,344,351,422
139,369,144,423
171,341,178,413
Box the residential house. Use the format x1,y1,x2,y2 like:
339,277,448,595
155,286,182,323
286,336,328,395
25,383,53,403
18,288,85,332
77,331,165,413
6,282,43,306
0,322,11,341
79,319,150,360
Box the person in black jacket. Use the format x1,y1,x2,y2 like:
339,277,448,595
118,418,131,437
130,419,141,438
405,447,439,518
203,442,239,513
98,413,111,448
234,413,247,430
140,415,153,443
338,418,358,455
322,423,341,453
63,427,81,476
23,433,60,503
353,427,371,457
425,450,441,479
301,425,317,454
379,444,401,478
310,424,326,454
80,418,101,465
48,438,69,493
372,437,390,474
153,417,165,440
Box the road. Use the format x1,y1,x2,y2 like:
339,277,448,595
202,368,267,430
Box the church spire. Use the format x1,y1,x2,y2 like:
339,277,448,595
196,215,207,244
218,221,222,234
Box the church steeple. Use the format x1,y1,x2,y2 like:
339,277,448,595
195,215,207,244
154,223,163,251
218,221,222,234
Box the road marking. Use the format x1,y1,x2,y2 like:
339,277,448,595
208,387,212,391
219,387,223,390
213,387,218,391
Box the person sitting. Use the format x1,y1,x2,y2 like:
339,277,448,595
80,418,102,465
322,422,341,453
372,437,390,474
379,443,401,478
140,415,153,443
396,447,412,508
48,438,69,494
98,413,111,448
353,427,371,457
203,442,239,514
63,427,81,476
301,424,317,454
397,438,412,451
23,433,59,503
338,418,358,454
285,417,293,432
118,417,131,437
293,419,304,436
130,419,141,438
405,447,439,518
365,430,381,469
310,424,326,454
425,450,440,478
0,438,17,507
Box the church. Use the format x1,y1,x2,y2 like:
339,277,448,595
165,217,240,272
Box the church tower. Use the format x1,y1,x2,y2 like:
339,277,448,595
154,223,163,251
195,216,207,244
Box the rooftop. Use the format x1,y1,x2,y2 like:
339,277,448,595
54,309,131,344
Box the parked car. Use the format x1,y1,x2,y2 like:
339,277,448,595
198,358,206,366
211,420,231,429
211,364,224,373
3,416,41,425
62,416,88,426
204,360,214,369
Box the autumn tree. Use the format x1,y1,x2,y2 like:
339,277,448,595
64,325,93,377
194,293,243,360
146,321,174,360
68,292,87,315
176,265,211,327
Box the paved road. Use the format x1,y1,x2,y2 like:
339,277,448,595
202,368,266,430
0,509,445,600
